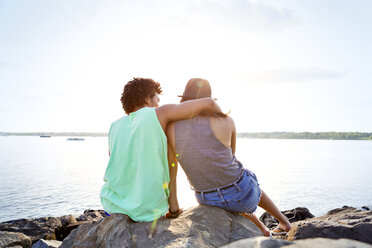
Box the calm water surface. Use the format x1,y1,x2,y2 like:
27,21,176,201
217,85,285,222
0,136,371,222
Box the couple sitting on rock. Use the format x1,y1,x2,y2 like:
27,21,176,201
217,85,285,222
100,77,292,236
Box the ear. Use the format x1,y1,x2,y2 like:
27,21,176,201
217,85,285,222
144,97,151,105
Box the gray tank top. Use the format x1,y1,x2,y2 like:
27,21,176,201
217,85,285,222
175,116,243,191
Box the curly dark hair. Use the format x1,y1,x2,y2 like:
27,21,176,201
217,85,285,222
120,77,162,114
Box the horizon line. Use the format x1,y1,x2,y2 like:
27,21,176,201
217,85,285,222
1,131,371,137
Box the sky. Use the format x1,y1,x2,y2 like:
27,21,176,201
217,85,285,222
0,0,371,133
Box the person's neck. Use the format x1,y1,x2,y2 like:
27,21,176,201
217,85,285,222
131,104,151,113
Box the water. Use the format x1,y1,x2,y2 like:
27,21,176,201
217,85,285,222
0,136,371,223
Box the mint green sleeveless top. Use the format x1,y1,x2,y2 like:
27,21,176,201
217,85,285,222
100,107,170,222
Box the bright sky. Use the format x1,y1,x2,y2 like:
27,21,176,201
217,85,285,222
1,0,371,132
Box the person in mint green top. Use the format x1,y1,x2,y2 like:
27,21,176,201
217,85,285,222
100,77,223,222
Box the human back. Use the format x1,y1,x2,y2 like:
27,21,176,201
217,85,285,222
170,115,242,191
101,107,169,221
209,115,236,151
166,78,242,191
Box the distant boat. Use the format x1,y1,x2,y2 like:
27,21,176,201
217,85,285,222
40,135,51,138
67,138,85,141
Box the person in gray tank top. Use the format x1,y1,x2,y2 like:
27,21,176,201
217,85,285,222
166,78,292,236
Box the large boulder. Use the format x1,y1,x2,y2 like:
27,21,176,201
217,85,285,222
222,237,372,248
60,205,262,248
259,207,314,229
0,231,32,248
286,206,372,244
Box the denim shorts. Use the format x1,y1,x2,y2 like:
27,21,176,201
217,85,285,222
195,169,262,214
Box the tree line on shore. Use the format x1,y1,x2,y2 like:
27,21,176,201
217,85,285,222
237,132,372,140
1,132,371,140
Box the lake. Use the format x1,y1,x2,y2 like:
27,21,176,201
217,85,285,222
0,136,371,223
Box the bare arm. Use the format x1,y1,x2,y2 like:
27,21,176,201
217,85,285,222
167,143,180,212
231,118,236,155
156,98,223,131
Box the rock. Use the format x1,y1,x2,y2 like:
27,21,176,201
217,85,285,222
0,231,32,248
60,205,262,248
54,210,105,241
288,238,372,248
0,215,75,243
259,207,314,229
3,206,372,247
222,237,372,248
0,210,106,244
75,209,106,222
286,206,372,244
221,236,292,247
326,205,354,215
53,215,77,241
31,239,62,248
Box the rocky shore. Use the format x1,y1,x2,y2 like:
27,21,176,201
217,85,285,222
0,205,371,248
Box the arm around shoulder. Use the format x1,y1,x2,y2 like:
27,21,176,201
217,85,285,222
157,98,222,125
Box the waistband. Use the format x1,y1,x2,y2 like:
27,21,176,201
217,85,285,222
195,169,247,194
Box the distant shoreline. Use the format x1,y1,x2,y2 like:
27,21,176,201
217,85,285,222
1,131,371,140
0,132,108,137
237,132,372,140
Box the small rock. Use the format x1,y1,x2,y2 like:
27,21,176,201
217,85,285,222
223,237,372,248
289,238,372,248
53,210,105,241
326,205,355,215
259,207,314,229
0,231,32,248
75,209,106,222
221,236,292,248
31,239,62,248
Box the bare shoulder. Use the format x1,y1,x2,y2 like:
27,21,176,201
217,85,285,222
210,115,235,131
156,104,172,120
225,115,236,131
225,115,235,124
214,115,235,125
156,104,176,130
